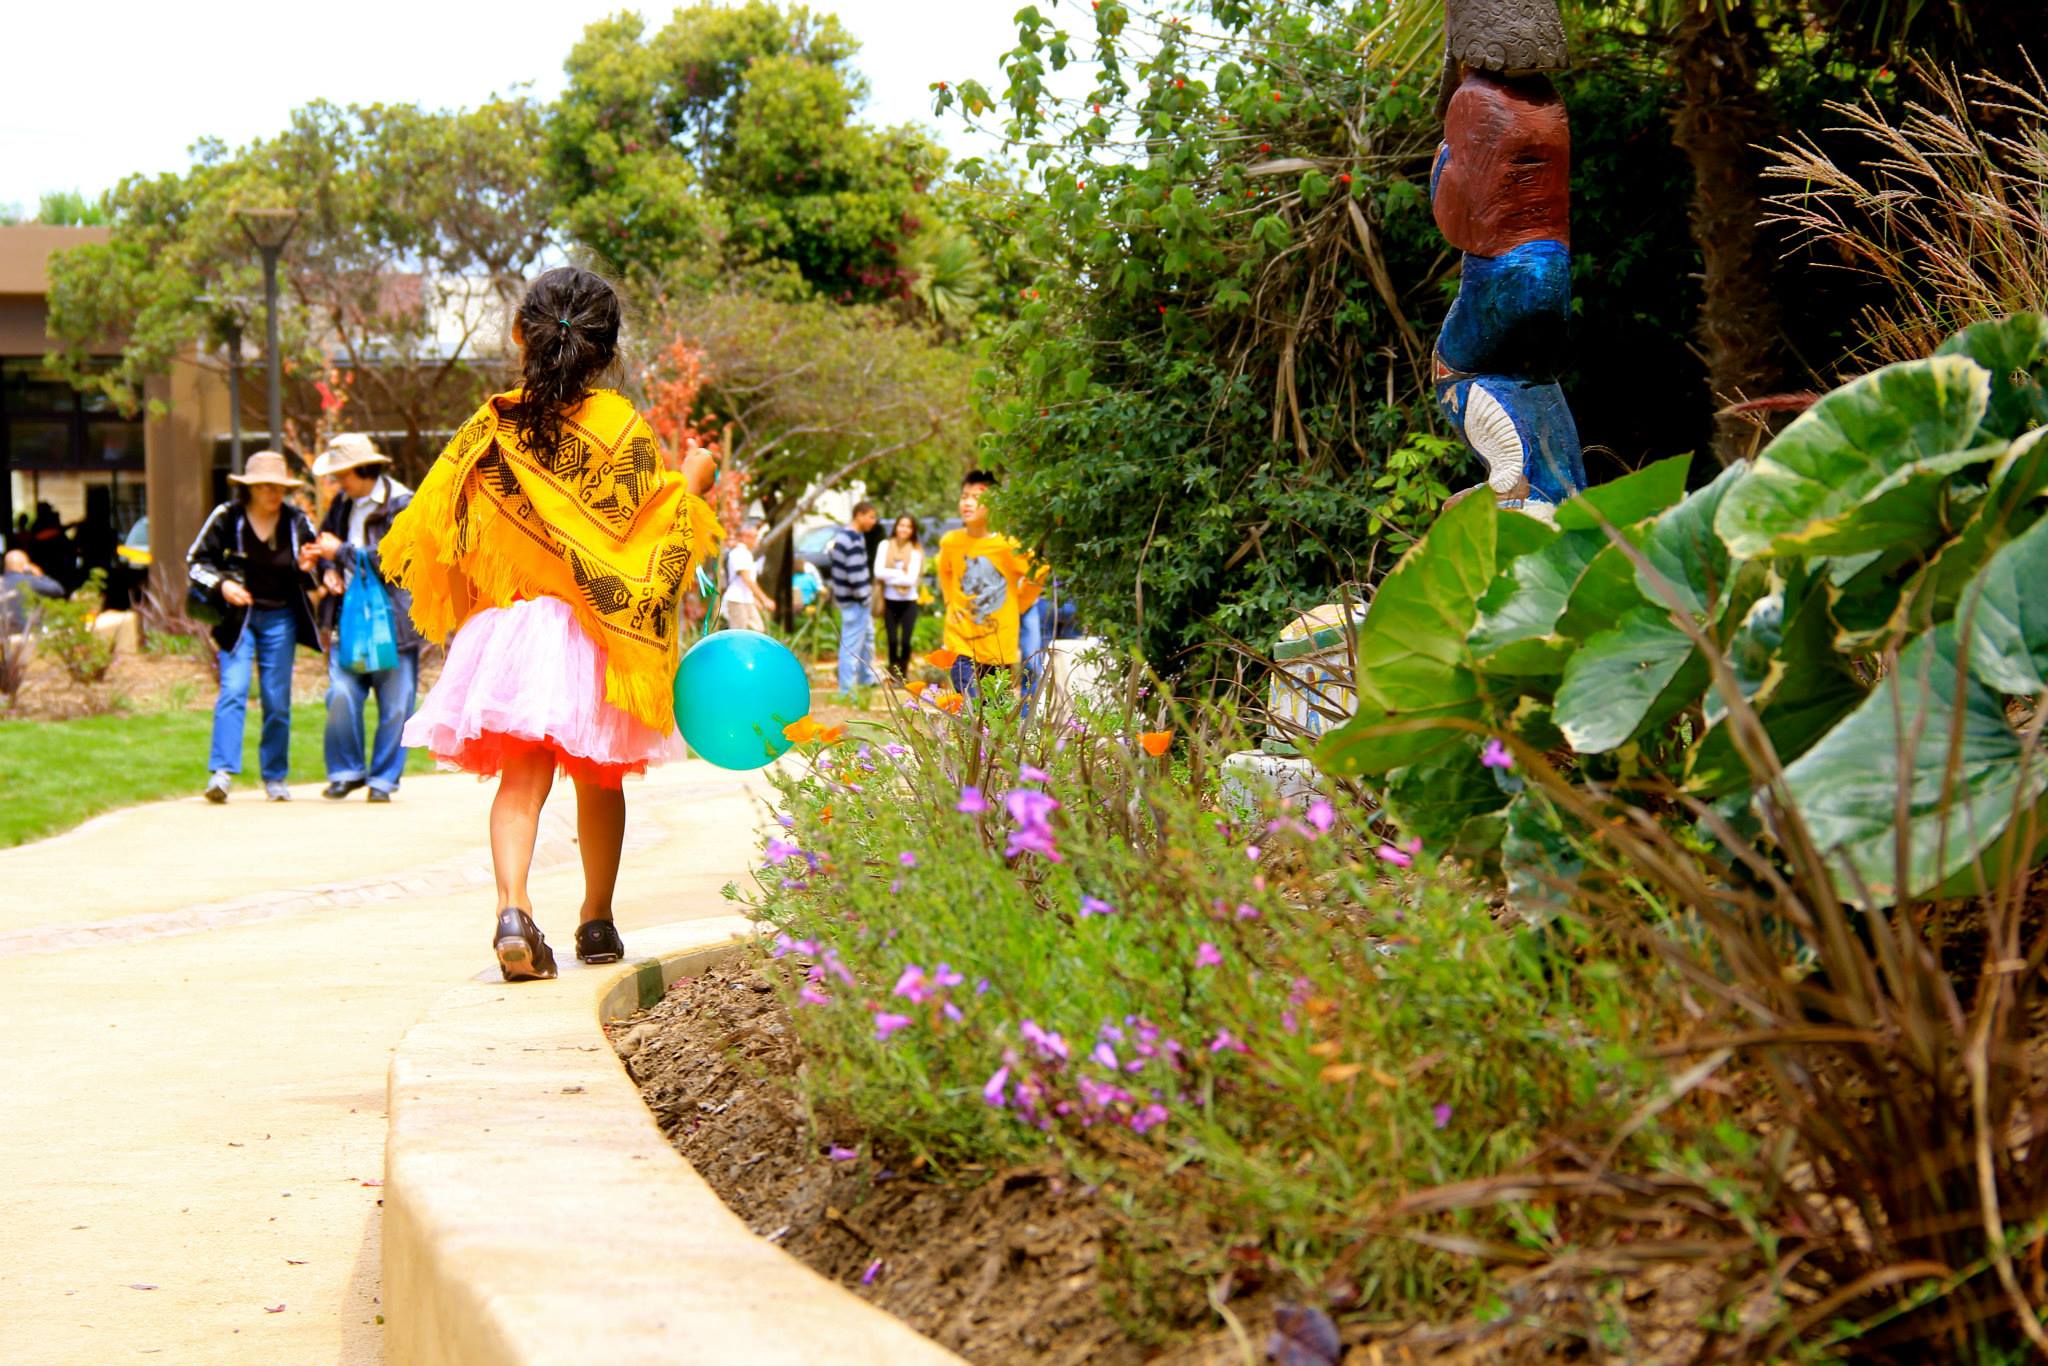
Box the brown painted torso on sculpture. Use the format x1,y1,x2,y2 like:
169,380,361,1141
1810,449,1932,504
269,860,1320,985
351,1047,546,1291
1432,70,1571,257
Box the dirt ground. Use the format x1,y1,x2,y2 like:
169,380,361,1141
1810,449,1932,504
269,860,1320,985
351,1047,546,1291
7,643,444,722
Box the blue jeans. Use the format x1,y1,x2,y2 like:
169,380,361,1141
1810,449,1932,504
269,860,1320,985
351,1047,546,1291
836,601,879,692
209,608,298,781
1017,598,1051,703
324,646,418,793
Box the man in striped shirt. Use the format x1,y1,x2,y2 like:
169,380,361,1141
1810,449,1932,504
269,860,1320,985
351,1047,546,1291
827,501,881,694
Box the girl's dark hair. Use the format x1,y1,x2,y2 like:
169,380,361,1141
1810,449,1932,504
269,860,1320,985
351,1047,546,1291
510,266,623,458
893,514,919,540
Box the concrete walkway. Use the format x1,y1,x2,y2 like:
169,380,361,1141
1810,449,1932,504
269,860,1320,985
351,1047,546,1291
0,760,768,1366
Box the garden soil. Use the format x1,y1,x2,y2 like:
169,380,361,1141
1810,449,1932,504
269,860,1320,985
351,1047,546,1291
617,962,1718,1365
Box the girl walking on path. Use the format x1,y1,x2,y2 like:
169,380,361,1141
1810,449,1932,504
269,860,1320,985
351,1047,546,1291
874,515,923,679
186,451,324,804
379,267,720,981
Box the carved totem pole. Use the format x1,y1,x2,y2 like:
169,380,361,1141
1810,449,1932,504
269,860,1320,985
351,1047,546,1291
1430,0,1587,519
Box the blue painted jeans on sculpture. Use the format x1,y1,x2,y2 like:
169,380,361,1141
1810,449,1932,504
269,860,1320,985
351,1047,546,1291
325,646,418,793
1437,376,1587,507
836,602,880,692
208,607,298,781
1436,239,1572,377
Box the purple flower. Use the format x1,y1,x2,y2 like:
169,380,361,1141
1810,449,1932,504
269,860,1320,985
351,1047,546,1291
1377,838,1420,869
943,1001,963,1022
974,977,991,996
1128,1103,1170,1135
1003,788,1064,862
956,785,989,815
1306,799,1336,835
779,877,809,890
828,1145,858,1161
983,1065,1010,1107
1077,1075,1132,1110
1246,844,1262,862
1481,738,1514,771
1019,764,1053,783
1433,1102,1453,1130
898,850,919,868
1080,895,1116,917
1018,1019,1069,1061
1208,1029,1247,1054
884,743,908,758
932,963,965,989
862,1259,883,1285
1234,902,1261,921
1091,1041,1120,1070
764,838,803,866
874,1012,914,1041
1194,941,1223,969
893,965,933,1004
799,985,831,1006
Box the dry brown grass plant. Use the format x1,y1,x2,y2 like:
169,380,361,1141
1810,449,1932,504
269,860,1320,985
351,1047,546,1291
1764,62,2048,368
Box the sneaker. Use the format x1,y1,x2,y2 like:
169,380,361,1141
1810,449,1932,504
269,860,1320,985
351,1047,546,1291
494,908,558,982
322,779,365,800
367,788,392,804
265,781,292,802
204,771,233,804
575,918,625,965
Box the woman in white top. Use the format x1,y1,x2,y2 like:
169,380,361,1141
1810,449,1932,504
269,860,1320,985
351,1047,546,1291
722,520,775,632
873,515,923,679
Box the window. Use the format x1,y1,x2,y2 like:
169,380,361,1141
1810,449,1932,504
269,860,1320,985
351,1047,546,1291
0,358,145,472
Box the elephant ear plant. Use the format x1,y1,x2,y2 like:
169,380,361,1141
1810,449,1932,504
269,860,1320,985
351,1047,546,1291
1316,313,2048,907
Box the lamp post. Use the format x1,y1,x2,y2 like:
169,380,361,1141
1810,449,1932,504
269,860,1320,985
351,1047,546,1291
236,207,301,461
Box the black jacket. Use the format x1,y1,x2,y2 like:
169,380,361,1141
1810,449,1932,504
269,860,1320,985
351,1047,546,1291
319,475,422,652
185,501,324,652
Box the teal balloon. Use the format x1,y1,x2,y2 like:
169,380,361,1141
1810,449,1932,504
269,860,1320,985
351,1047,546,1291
673,629,812,771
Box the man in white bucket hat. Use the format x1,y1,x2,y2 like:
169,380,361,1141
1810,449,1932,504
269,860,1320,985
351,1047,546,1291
305,433,418,802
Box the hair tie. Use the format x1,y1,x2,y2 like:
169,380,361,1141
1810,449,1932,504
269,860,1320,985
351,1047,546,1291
558,317,572,326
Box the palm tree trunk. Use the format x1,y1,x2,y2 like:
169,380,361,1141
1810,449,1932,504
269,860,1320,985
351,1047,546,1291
1669,0,1783,461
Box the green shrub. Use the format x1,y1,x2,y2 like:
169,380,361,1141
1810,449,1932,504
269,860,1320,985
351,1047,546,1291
39,570,113,686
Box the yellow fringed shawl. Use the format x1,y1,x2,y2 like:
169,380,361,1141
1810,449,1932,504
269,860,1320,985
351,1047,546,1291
380,389,721,733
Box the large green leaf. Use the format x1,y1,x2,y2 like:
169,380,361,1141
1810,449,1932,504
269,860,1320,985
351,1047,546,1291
1318,494,1531,776
1552,454,1692,532
1553,607,1702,753
1638,462,1746,619
1382,737,1512,853
1467,529,1602,676
1556,538,1652,641
1935,314,2048,439
1714,356,1992,559
1781,621,2048,904
1959,514,2048,697
1688,583,1866,798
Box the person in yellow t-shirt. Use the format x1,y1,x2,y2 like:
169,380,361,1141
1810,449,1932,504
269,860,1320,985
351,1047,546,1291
935,469,1040,698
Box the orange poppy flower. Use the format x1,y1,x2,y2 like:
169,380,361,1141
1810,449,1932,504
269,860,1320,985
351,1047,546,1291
782,717,821,744
1139,730,1173,756
936,691,966,715
926,647,960,668
817,804,833,825
817,723,846,745
905,680,929,698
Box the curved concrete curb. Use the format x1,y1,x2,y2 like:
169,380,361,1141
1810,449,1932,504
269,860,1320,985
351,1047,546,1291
383,916,966,1366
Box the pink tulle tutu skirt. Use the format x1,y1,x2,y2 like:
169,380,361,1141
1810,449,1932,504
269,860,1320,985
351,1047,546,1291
403,596,682,789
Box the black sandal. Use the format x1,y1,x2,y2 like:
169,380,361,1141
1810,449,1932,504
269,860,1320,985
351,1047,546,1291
575,918,625,965
494,908,557,982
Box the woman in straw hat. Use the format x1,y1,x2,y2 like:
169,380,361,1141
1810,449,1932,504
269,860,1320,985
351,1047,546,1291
185,451,324,804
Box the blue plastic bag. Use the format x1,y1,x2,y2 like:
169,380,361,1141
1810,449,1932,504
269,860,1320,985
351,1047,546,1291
339,568,398,674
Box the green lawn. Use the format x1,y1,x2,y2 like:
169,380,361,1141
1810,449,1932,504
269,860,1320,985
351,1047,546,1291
0,701,435,849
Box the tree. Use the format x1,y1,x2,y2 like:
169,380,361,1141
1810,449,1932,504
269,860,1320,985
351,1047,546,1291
549,1,945,302
43,97,554,474
631,286,977,615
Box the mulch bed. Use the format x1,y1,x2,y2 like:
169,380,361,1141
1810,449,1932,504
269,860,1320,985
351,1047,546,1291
610,960,1702,1365
7,644,442,722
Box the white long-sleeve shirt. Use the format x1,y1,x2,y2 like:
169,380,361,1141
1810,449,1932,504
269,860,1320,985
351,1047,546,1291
872,542,924,603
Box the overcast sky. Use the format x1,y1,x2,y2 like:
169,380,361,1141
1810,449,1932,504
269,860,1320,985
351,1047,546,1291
0,0,1042,214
